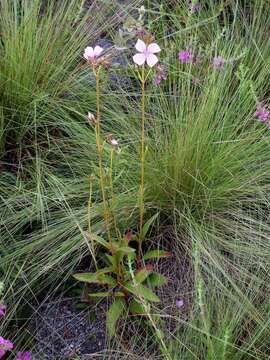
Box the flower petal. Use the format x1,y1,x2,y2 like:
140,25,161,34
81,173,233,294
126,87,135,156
93,46,103,57
83,46,94,60
147,43,161,54
135,39,146,52
175,299,184,308
133,53,146,66
4,339,13,350
146,53,158,67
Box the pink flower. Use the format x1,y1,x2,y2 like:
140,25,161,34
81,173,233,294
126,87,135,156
213,56,226,69
17,351,31,360
179,49,193,64
254,103,270,123
83,46,103,62
175,299,184,308
133,39,161,67
0,304,6,317
106,134,119,148
0,349,5,359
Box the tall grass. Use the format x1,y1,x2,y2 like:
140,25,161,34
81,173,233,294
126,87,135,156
1,0,270,358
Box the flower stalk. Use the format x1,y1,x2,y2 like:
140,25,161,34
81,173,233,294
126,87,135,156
93,66,112,246
87,175,97,269
138,65,146,262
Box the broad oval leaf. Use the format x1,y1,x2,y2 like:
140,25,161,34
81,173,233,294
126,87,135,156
125,283,160,302
73,272,116,286
107,298,126,338
73,272,99,283
129,299,150,315
134,265,154,284
148,273,167,288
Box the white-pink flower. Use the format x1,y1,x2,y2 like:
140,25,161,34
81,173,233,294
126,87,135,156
83,46,103,62
106,134,119,148
133,39,161,67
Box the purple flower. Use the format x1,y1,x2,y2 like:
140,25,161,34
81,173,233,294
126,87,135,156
179,49,193,64
189,2,200,13
0,337,13,350
0,304,6,317
0,336,14,358
175,299,184,308
17,352,31,360
213,56,226,69
254,103,270,123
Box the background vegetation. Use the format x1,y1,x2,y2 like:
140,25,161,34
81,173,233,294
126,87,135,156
0,0,269,358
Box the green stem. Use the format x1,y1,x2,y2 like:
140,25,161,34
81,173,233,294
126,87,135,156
94,67,112,246
138,66,145,263
109,148,118,235
87,176,97,269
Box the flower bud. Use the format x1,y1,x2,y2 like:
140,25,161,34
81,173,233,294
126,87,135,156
87,112,97,125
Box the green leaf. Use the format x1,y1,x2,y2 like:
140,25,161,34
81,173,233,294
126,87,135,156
125,283,160,302
143,250,172,261
73,272,116,286
134,265,154,284
98,274,117,286
116,246,136,255
140,213,159,240
88,291,125,298
148,273,167,288
85,232,111,250
104,254,117,268
73,272,99,283
129,299,150,315
88,291,112,298
107,298,126,338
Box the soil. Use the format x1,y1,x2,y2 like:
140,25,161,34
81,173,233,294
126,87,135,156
154,232,194,335
31,297,108,359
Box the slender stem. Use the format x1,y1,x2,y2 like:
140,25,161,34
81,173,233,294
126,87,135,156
138,66,145,262
109,150,124,283
109,148,118,235
94,67,112,245
87,176,97,269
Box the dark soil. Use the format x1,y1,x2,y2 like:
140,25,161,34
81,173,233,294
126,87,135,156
31,298,107,359
153,231,195,335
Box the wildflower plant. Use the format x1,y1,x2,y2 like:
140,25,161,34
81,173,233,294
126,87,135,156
73,38,169,338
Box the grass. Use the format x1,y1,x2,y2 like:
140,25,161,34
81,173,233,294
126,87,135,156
0,0,270,358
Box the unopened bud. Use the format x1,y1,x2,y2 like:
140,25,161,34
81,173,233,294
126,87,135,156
87,112,97,125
